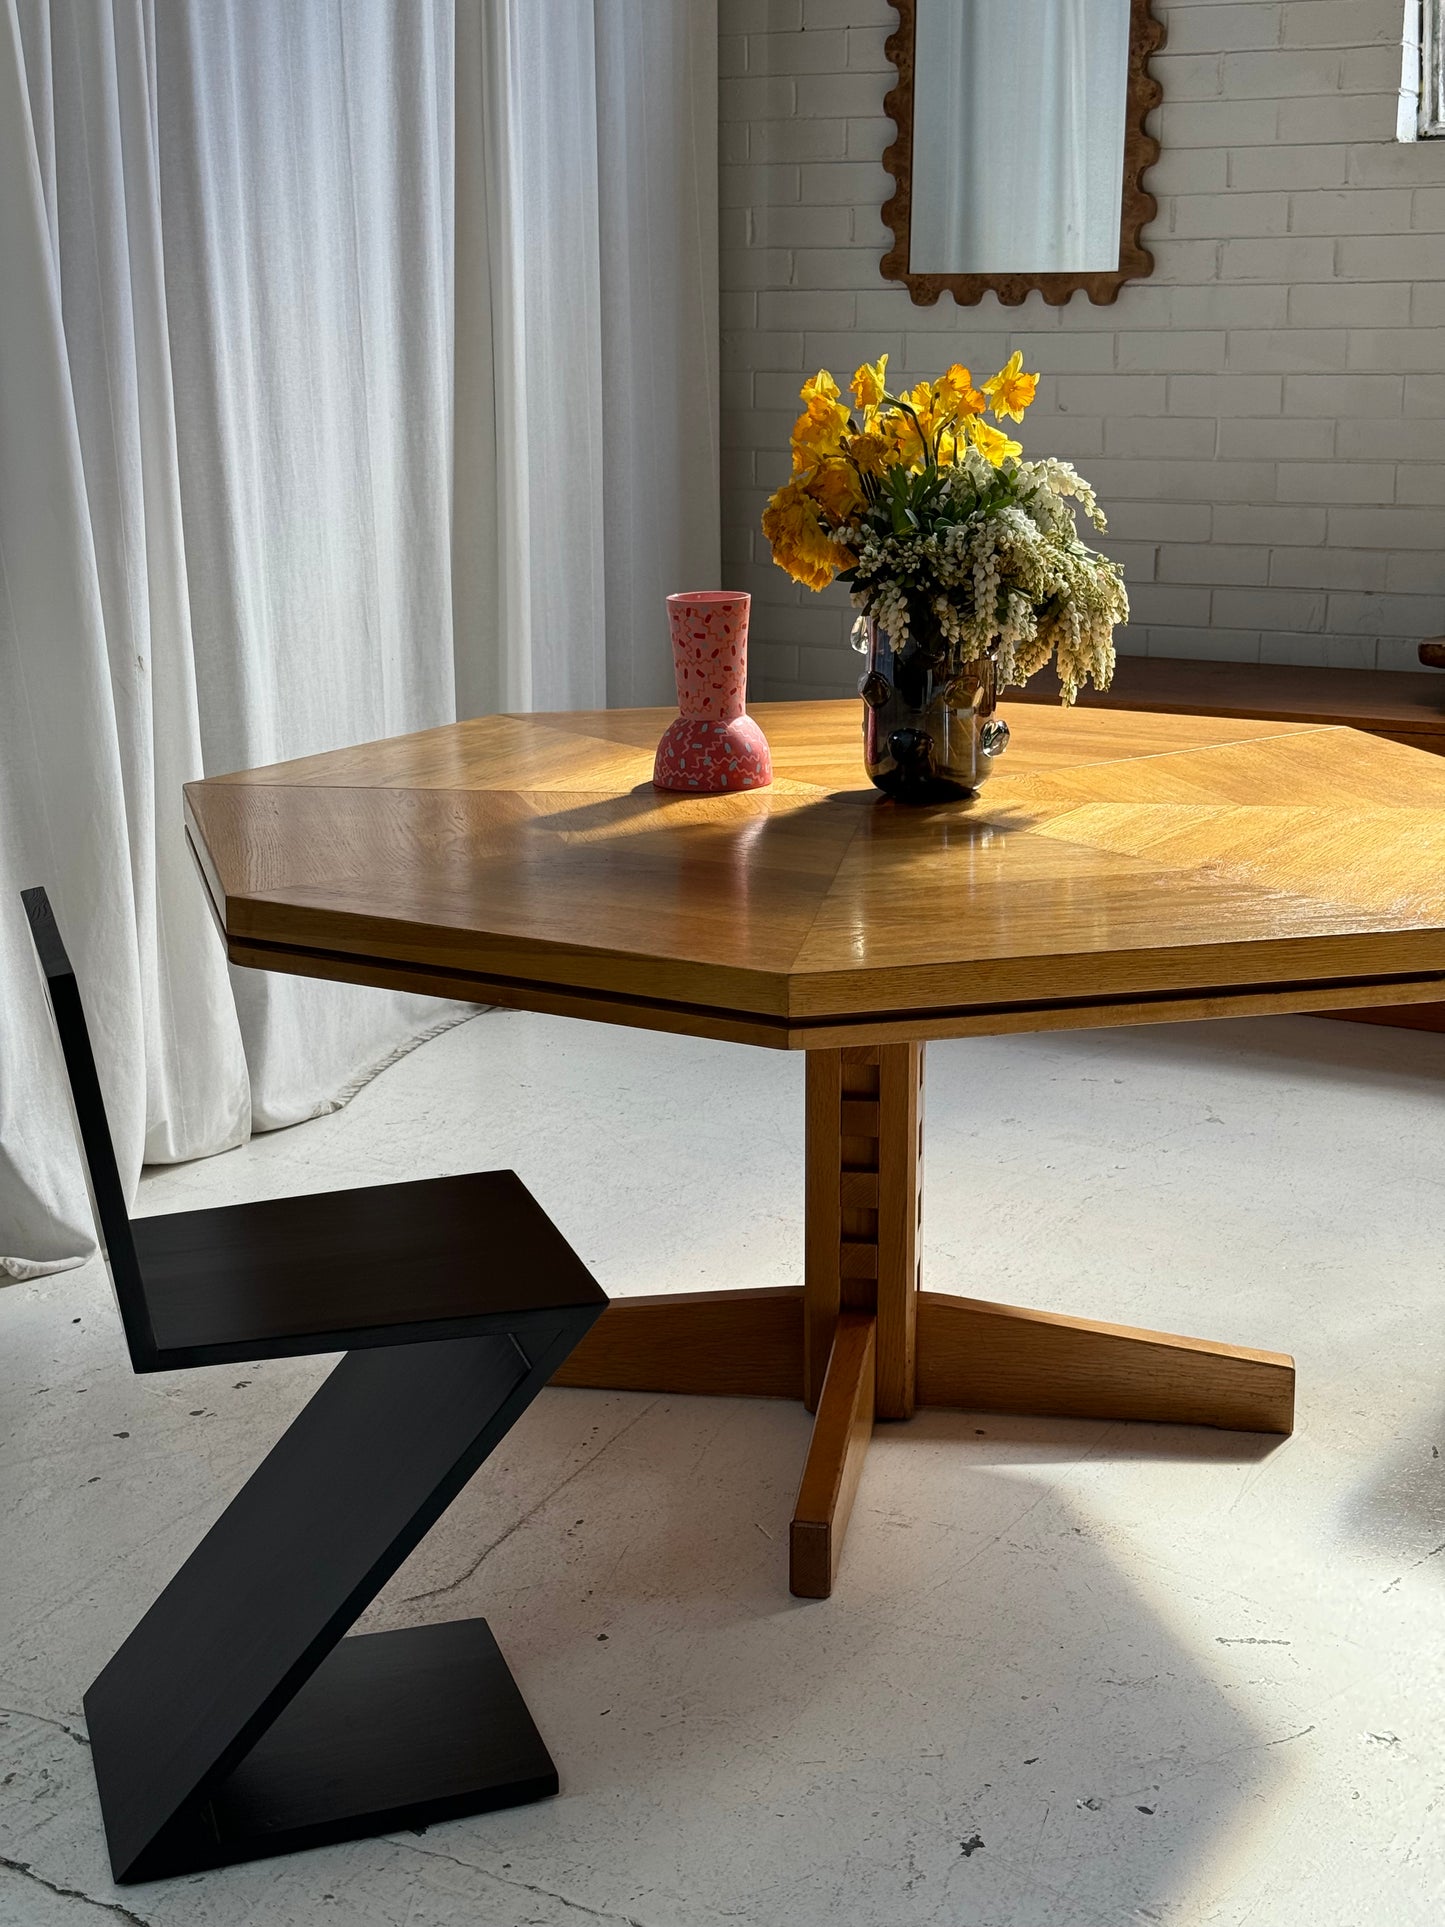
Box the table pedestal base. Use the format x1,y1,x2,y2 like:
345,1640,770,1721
551,1044,1294,1599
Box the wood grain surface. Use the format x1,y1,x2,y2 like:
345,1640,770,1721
185,701,1445,1048
803,1044,923,1418
185,704,1329,1603
916,1293,1295,1435
547,1288,804,1400
1009,656,1445,1032
789,1313,877,1599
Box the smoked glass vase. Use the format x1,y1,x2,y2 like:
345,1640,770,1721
859,619,1009,803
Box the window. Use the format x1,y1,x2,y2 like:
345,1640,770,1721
1424,0,1445,136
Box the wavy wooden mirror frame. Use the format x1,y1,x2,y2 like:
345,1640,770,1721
881,0,1166,308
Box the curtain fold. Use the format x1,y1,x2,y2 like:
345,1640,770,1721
152,0,464,1133
2,0,250,1276
0,0,720,1279
453,0,608,715
453,1,719,718
596,0,720,707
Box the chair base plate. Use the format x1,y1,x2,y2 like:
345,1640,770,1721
101,1619,556,1882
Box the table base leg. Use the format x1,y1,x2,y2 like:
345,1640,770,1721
916,1291,1294,1435
550,1287,803,1400
550,1042,1294,1599
549,1287,1294,1597
789,1314,875,1599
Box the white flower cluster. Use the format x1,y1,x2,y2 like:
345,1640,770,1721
843,456,1126,703
1018,457,1108,534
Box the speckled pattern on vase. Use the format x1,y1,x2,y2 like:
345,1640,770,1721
654,591,772,793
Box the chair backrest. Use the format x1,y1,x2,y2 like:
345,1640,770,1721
21,888,156,1362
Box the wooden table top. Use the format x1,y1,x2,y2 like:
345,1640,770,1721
184,700,1445,1050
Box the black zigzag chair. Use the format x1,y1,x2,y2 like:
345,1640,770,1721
21,886,607,1884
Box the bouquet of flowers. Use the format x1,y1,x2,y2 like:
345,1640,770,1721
761,353,1126,702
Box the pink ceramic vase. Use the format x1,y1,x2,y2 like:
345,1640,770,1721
653,591,772,793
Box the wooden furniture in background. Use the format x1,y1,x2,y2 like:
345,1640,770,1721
1011,654,1445,754
184,701,1445,1598
23,888,606,1882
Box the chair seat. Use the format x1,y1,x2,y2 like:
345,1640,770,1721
131,1170,605,1369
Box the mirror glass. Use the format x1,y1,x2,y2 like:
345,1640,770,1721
909,0,1132,276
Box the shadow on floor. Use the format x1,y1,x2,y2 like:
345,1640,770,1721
353,1389,1301,1926
904,1401,1287,1468
1338,1404,1445,1592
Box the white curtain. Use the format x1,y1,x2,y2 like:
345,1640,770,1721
453,1,718,714
0,0,718,1279
595,1,720,707
909,0,1130,275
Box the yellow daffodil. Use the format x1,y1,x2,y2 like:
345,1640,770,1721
967,417,1023,465
896,382,942,456
756,349,1123,706
761,479,853,591
883,409,926,469
983,351,1038,423
850,354,889,412
934,363,986,420
790,394,852,472
804,459,864,524
846,428,892,476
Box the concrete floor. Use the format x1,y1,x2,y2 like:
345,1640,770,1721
2,1009,1443,1926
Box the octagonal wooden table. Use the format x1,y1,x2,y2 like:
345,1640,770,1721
185,700,1445,1598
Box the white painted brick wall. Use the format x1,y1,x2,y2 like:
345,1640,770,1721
719,0,1445,697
